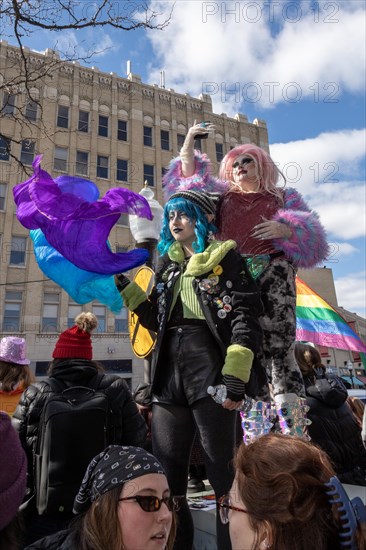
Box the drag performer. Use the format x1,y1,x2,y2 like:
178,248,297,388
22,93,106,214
115,189,265,550
163,122,329,439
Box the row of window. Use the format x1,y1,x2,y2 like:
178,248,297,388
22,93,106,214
3,96,227,160
35,360,132,379
0,139,157,185
0,237,131,267
1,138,223,181
2,290,128,333
55,106,175,151
2,93,175,150
2,92,38,121
59,107,174,151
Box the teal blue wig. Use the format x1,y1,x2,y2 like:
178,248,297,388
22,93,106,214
157,197,217,256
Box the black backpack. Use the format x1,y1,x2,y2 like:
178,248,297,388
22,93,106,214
34,374,112,515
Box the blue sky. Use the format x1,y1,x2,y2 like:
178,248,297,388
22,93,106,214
3,0,366,316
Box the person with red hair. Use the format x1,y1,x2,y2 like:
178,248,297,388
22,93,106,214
217,433,366,550
163,123,329,438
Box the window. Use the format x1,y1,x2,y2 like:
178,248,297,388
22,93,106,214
177,134,185,150
42,293,59,332
116,159,128,182
57,105,69,128
97,155,109,179
76,151,89,176
2,92,15,115
143,126,153,147
3,291,22,332
318,345,330,357
10,236,27,265
102,360,131,376
117,120,127,141
161,130,170,151
116,245,129,254
98,115,109,137
35,362,49,377
54,146,68,171
143,164,154,186
216,143,224,162
20,140,35,165
0,183,6,210
116,214,129,226
115,307,128,332
25,100,38,121
92,305,106,332
68,303,83,327
78,110,89,132
0,136,10,161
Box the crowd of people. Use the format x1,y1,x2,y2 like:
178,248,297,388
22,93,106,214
1,123,366,549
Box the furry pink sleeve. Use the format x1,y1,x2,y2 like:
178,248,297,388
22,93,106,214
162,150,228,200
271,188,329,268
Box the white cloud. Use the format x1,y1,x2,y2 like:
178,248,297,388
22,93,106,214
147,1,365,111
270,129,366,240
334,272,366,318
336,243,360,256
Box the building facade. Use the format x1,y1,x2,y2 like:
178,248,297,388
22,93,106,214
0,41,269,387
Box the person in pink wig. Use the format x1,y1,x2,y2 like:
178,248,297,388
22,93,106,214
163,122,329,439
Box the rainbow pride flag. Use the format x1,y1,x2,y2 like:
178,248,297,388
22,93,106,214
296,277,366,353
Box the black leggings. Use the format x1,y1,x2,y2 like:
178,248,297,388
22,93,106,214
152,398,237,550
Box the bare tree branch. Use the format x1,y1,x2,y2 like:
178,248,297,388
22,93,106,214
0,0,174,170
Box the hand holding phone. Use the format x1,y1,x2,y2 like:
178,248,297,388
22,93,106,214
193,121,211,140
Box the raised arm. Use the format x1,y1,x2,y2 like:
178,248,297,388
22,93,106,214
162,122,228,198
180,121,215,176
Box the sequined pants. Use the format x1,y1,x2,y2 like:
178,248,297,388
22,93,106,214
257,259,305,398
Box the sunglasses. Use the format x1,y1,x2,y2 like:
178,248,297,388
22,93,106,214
118,495,184,513
217,494,248,524
232,158,253,168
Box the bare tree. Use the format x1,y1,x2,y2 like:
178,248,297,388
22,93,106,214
0,0,173,170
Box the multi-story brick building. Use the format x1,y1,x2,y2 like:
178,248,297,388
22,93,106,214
0,41,269,387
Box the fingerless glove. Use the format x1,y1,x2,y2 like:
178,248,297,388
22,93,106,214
223,374,246,401
115,273,131,292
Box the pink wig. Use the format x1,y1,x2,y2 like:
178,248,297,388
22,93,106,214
219,144,285,196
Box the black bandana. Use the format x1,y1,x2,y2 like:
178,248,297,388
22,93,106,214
73,445,165,514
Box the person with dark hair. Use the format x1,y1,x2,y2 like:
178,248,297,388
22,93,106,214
164,122,329,437
0,411,27,550
25,445,180,550
294,342,366,485
218,433,366,550
12,312,147,545
0,337,34,416
115,189,265,549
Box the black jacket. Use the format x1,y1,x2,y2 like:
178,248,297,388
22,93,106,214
133,245,266,398
305,375,366,484
25,528,78,549
12,359,147,505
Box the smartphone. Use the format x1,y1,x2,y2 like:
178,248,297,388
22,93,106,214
194,121,211,140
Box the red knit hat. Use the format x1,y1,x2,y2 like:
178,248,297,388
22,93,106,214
52,312,97,360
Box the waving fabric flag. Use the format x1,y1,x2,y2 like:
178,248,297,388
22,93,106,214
296,277,366,353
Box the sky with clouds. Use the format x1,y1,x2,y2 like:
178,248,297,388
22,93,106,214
147,1,366,317
3,0,365,316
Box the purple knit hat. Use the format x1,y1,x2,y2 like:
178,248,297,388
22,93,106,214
0,412,27,530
